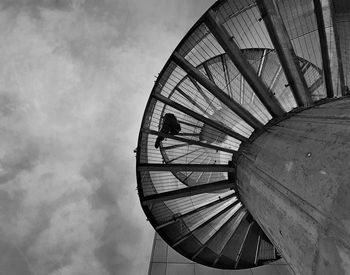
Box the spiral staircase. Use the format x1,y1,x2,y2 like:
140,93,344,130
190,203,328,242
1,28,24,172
136,0,349,271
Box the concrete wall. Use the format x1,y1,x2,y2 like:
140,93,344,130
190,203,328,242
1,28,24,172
237,98,350,275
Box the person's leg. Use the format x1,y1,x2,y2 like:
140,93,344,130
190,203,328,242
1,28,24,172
154,135,164,148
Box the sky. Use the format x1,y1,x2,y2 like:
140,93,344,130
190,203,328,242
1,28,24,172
0,0,216,275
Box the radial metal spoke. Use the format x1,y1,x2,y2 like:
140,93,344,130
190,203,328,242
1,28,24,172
162,143,188,150
167,148,202,163
188,152,206,164
257,0,313,107
258,50,267,77
189,75,218,110
240,75,245,104
138,163,234,172
173,201,236,247
203,62,215,82
176,133,200,137
153,93,248,142
156,193,236,230
251,50,267,104
269,65,282,91
142,180,233,205
143,128,237,154
222,55,234,98
204,10,284,118
172,52,264,129
183,157,209,184
313,0,334,98
175,87,208,114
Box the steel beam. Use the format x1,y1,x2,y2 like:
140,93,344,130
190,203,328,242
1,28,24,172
143,128,237,154
172,52,264,129
204,10,284,117
176,133,200,137
257,0,313,107
142,180,233,205
138,163,234,172
153,93,248,142
156,193,237,230
329,0,346,95
313,0,334,98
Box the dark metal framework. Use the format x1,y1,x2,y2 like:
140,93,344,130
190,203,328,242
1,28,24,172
136,0,345,270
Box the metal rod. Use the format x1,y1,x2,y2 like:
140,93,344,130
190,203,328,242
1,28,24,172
162,143,188,150
175,87,208,114
313,0,334,98
222,55,234,98
172,52,264,129
204,10,284,118
328,0,346,95
254,234,261,265
189,75,217,110
138,163,234,172
269,65,282,91
167,148,202,163
203,62,215,82
257,0,313,107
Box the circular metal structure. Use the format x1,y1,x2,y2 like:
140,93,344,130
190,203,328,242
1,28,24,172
136,0,349,270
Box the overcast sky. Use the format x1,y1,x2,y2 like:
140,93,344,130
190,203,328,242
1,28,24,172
0,0,215,275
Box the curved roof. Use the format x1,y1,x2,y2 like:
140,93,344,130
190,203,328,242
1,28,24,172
136,0,347,270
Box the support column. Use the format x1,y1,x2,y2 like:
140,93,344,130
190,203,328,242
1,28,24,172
237,98,350,275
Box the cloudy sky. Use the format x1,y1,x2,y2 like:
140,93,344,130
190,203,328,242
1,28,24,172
0,0,214,274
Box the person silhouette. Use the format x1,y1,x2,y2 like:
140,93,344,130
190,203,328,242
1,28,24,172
155,113,181,148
